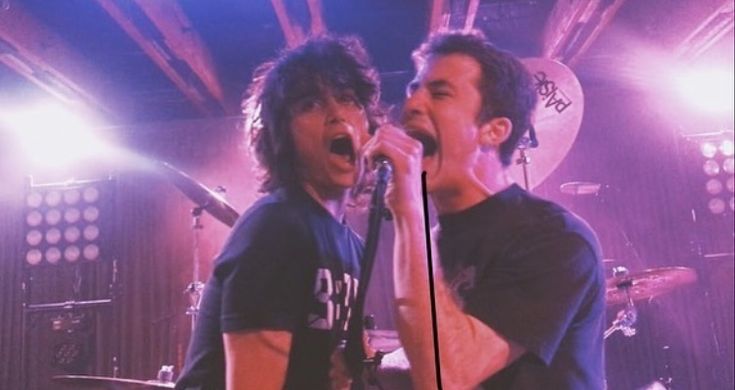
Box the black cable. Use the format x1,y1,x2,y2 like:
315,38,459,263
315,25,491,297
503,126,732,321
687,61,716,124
422,171,443,390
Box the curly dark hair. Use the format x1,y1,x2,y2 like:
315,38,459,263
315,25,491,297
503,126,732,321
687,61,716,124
242,35,382,193
412,30,537,166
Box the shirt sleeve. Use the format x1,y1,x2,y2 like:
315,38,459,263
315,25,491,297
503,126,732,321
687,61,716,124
214,205,313,334
463,231,602,365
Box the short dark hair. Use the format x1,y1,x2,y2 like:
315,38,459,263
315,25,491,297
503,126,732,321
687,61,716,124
243,35,382,193
412,30,537,166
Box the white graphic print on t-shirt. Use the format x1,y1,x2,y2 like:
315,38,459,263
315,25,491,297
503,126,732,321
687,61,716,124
307,268,359,331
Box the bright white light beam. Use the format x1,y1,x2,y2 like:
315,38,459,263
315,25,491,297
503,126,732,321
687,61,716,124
0,103,112,169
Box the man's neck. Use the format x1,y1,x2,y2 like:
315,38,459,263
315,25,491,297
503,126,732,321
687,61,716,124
301,183,349,221
432,167,513,215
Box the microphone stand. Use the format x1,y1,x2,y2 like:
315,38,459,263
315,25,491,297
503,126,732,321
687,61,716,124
345,160,392,389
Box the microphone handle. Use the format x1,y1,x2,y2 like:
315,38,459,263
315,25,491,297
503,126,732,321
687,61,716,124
374,157,393,185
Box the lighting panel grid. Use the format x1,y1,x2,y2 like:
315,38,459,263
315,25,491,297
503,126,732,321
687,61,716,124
23,179,112,267
703,155,735,215
691,133,735,216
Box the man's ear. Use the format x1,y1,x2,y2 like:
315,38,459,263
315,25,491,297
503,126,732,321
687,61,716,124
478,117,513,148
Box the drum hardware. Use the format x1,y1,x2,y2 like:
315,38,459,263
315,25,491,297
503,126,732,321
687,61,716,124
53,374,175,388
515,126,539,191
366,329,401,353
559,181,603,196
605,266,638,339
156,365,175,383
184,204,206,332
362,350,387,390
604,266,698,339
512,58,585,190
155,161,240,332
156,161,239,228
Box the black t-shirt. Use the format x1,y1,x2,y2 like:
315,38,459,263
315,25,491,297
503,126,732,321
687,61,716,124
176,187,363,390
437,184,606,389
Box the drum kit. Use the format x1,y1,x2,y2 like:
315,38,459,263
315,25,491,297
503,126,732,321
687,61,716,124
362,265,698,385
53,58,699,389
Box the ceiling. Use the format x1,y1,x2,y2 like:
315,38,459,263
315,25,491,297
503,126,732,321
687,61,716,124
0,0,732,128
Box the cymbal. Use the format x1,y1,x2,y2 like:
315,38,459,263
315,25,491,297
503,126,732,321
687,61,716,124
510,58,584,189
606,266,698,306
52,375,174,389
367,329,401,352
157,161,239,227
559,181,602,196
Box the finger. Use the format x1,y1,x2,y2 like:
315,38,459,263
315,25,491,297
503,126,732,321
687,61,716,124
373,125,423,153
363,130,423,166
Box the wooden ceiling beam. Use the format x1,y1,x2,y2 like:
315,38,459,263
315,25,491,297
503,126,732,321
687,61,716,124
463,0,480,31
542,0,628,66
676,0,734,60
429,0,449,33
306,0,327,36
0,1,121,118
132,1,226,108
96,0,225,115
270,0,305,48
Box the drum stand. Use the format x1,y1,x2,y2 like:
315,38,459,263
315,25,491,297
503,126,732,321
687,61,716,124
516,126,540,191
184,206,205,333
604,266,638,339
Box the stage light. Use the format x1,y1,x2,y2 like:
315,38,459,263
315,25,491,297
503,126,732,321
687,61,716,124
701,142,718,158
706,178,723,195
83,244,100,261
26,211,42,227
721,140,734,156
45,228,61,245
83,187,99,203
0,103,112,170
83,206,99,222
26,230,43,246
703,159,721,176
708,198,726,214
26,192,43,208
45,191,62,207
26,249,42,265
45,209,62,225
64,246,81,262
723,158,734,174
23,178,113,266
46,247,62,264
63,189,81,205
64,208,81,224
83,225,99,241
684,131,735,218
673,68,734,114
64,226,81,243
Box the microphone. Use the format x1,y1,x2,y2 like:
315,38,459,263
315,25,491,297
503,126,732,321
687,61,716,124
370,131,435,181
372,156,393,184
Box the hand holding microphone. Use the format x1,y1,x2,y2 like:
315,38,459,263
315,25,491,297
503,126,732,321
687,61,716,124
362,124,425,215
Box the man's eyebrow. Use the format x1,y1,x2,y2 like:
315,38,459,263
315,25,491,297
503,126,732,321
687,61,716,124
426,79,455,91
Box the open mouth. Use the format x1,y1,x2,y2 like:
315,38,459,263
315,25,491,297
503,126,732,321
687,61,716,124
329,135,356,163
408,131,438,157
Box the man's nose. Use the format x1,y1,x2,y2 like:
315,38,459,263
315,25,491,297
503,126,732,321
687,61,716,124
325,98,347,124
402,89,426,120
